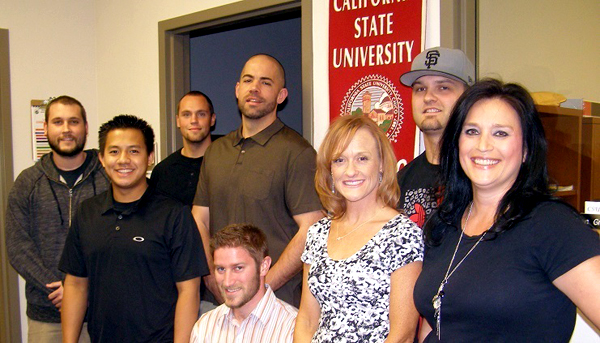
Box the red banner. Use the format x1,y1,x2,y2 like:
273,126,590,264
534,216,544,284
329,0,425,167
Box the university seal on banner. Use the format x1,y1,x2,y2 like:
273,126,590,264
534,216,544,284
340,74,404,142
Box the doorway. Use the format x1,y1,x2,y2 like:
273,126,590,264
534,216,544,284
189,12,302,137
158,0,312,159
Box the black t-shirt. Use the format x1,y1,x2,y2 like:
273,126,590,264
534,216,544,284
150,148,203,206
60,185,208,342
54,152,93,188
397,152,440,228
113,199,139,213
413,201,600,342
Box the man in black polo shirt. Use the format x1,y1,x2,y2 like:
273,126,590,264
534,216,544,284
60,115,207,343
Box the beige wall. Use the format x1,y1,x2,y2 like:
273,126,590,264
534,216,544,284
0,0,98,176
94,0,240,147
479,0,600,101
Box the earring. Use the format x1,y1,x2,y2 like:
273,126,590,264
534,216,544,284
379,171,383,184
331,174,336,194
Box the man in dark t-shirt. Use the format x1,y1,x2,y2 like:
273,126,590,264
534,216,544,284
150,91,216,206
397,47,474,227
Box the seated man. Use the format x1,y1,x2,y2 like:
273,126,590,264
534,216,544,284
190,224,298,343
60,115,207,343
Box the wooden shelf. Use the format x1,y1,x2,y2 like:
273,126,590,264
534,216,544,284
537,105,582,211
553,190,578,197
536,105,583,117
581,116,600,204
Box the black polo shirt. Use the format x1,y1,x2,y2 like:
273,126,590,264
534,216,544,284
60,184,208,343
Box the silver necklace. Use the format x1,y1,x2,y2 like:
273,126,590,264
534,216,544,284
432,202,487,340
336,206,382,241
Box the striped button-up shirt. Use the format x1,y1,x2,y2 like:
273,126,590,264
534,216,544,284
190,285,297,343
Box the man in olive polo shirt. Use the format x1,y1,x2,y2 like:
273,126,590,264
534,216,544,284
192,54,323,308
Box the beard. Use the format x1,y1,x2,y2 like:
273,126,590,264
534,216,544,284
220,271,261,310
48,135,86,157
238,96,278,120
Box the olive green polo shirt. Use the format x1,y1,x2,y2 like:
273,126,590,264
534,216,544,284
194,118,322,306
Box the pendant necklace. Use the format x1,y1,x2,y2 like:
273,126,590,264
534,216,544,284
336,206,382,241
432,202,488,340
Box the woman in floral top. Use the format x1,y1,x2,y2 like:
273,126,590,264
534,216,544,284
294,115,424,342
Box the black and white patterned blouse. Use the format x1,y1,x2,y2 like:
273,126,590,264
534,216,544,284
301,214,424,342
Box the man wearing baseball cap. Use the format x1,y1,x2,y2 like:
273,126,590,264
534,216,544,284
397,47,474,228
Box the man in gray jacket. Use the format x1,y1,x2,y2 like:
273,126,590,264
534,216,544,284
5,95,109,343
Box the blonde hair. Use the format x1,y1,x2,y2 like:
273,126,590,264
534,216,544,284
316,115,399,219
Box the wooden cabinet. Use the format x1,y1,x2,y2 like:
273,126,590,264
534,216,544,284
538,105,600,212
537,105,582,211
581,116,600,205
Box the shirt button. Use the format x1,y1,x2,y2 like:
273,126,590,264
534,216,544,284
115,226,120,231
241,150,246,154
118,215,123,220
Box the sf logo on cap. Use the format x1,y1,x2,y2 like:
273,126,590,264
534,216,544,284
425,50,440,69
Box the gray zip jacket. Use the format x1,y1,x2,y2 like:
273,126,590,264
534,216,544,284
6,149,109,323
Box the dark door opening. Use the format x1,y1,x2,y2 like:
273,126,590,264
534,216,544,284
188,10,302,141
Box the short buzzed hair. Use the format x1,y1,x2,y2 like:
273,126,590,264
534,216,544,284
245,53,286,87
210,224,269,266
176,91,215,115
45,95,87,123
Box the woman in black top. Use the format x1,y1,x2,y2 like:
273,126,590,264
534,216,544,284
413,79,600,342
